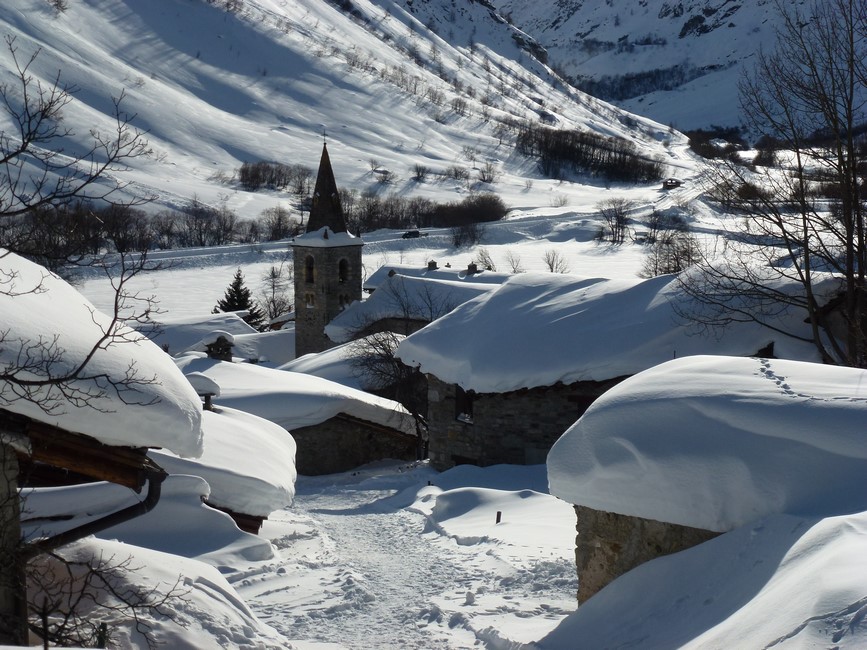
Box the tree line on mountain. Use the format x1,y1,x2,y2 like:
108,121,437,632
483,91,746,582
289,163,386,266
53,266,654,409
340,190,507,232
574,62,702,103
515,124,664,182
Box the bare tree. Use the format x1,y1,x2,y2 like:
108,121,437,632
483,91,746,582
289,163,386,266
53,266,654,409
0,251,165,416
347,276,462,457
451,222,485,247
640,229,700,278
542,248,570,273
681,0,867,366
258,262,293,321
474,247,496,271
597,198,633,244
0,39,182,644
26,546,188,649
504,249,524,273
0,37,152,219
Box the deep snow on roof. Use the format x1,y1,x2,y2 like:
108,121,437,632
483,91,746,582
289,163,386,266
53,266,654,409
174,354,416,435
0,251,203,457
395,271,822,393
279,336,398,391
326,273,501,343
152,405,297,517
138,311,257,356
547,356,867,532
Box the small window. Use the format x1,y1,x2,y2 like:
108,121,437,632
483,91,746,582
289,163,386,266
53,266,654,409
305,292,315,308
305,255,315,283
455,386,474,424
338,258,349,283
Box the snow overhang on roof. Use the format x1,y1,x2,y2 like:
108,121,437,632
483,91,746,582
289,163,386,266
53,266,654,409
548,356,867,532
395,271,823,393
174,355,416,436
0,251,204,458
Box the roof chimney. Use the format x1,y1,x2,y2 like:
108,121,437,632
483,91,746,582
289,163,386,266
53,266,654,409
427,260,438,270
467,262,478,275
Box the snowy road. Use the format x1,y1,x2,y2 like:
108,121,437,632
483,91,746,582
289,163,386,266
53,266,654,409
234,462,577,649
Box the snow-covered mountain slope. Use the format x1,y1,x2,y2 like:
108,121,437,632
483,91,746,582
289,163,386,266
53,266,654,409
0,0,681,219
492,0,783,131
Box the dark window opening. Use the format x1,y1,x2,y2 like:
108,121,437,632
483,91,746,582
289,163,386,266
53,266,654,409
338,258,349,283
305,255,315,283
455,386,474,424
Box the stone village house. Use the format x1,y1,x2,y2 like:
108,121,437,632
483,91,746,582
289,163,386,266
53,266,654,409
395,272,814,471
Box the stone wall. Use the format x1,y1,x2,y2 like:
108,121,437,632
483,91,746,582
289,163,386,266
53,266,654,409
293,244,363,357
291,414,417,475
425,375,626,470
573,505,719,603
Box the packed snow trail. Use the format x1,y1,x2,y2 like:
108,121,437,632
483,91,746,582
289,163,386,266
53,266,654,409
235,462,577,649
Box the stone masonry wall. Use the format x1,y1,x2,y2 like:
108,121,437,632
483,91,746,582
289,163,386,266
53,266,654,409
294,244,362,357
573,505,719,603
291,415,417,475
425,375,625,470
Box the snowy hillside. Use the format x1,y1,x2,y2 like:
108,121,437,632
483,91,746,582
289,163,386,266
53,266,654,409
492,0,782,130
0,0,680,220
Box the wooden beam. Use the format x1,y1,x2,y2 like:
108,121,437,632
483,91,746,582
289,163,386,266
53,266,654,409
0,410,160,491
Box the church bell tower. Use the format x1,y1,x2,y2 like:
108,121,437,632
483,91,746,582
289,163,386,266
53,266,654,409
292,143,363,357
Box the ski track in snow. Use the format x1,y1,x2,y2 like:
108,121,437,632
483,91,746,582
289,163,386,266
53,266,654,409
233,466,576,649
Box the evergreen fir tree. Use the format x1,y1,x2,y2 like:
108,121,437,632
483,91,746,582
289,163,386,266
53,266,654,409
213,268,265,329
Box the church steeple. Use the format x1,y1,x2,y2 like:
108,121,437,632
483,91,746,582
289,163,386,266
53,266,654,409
307,143,348,234
292,142,363,358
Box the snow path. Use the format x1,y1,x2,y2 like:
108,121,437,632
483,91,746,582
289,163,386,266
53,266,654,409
235,463,577,649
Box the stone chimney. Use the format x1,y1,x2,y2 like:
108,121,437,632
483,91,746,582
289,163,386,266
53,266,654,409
427,260,438,270
466,262,478,275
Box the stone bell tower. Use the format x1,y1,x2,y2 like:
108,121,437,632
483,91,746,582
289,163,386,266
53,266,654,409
292,143,363,357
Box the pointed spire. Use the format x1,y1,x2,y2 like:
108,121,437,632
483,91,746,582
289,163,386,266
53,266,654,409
306,143,348,234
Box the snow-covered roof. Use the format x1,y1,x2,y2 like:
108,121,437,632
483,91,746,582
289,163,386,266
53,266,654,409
174,355,416,435
151,405,297,517
183,327,297,366
137,311,257,355
0,251,203,457
364,262,512,292
326,273,500,344
547,356,867,532
395,271,822,393
279,337,389,391
291,226,363,248
231,328,296,366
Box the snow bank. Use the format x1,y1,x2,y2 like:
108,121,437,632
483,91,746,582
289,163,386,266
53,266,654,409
396,272,822,393
27,536,287,649
0,251,203,457
415,486,575,554
152,405,297,517
174,355,416,435
22,475,273,563
548,356,867,532
538,510,867,649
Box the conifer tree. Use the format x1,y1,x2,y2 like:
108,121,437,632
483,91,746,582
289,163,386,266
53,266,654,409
213,268,265,329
